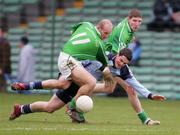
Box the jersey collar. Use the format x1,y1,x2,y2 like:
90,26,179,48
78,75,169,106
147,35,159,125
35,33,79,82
95,27,101,38
125,18,133,34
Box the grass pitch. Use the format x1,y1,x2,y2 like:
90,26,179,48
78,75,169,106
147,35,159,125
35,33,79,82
0,93,180,135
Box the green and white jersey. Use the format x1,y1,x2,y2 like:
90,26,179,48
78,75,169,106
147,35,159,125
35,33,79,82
106,18,134,54
63,22,108,66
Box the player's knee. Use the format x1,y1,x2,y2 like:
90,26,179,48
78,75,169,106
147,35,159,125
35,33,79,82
82,79,96,95
58,81,71,89
61,83,71,89
46,107,55,113
45,105,56,113
87,78,96,91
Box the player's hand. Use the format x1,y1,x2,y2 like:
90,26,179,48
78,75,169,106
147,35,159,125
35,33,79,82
152,94,166,101
103,72,115,87
102,67,115,87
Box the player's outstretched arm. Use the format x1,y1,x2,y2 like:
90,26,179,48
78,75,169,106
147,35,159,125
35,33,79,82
151,94,166,101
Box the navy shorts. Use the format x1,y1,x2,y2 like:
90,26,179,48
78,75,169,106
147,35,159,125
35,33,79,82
55,89,77,104
55,82,79,104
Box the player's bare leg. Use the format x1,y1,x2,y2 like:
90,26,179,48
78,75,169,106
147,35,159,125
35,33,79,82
11,76,71,91
71,66,96,100
66,66,96,123
9,94,65,120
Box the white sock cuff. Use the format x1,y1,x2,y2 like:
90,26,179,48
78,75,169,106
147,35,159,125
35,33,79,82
144,118,151,124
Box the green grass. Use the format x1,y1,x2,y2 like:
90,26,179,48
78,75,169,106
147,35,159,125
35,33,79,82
0,93,180,135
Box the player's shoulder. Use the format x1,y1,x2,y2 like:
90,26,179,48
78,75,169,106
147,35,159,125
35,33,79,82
121,64,131,74
124,64,134,77
81,22,94,28
117,18,127,27
71,22,94,33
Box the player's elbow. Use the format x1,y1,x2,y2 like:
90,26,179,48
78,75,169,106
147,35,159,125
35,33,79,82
125,86,137,97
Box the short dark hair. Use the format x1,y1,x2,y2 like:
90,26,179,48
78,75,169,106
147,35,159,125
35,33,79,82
128,9,142,18
20,36,29,45
119,48,132,61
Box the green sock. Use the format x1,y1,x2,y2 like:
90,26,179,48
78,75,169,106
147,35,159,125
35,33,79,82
138,111,150,124
70,98,76,110
69,98,85,121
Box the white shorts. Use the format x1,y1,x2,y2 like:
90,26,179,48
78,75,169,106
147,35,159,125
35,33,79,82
58,52,81,80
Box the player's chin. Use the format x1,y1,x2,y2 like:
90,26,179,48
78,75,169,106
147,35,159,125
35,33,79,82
133,28,139,31
116,65,122,69
102,36,107,40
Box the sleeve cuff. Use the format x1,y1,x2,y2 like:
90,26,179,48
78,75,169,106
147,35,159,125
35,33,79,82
147,93,153,100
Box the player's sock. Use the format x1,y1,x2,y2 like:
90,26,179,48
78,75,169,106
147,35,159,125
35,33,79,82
29,81,43,90
137,111,150,124
21,104,32,114
70,98,76,110
17,81,43,90
68,98,85,122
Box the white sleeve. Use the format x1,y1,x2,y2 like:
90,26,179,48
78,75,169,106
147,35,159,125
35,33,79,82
125,73,151,98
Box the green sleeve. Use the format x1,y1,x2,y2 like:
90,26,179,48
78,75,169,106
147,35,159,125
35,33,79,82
71,22,83,33
117,28,128,51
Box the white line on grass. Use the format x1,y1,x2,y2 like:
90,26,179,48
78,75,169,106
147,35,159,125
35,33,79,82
0,127,173,133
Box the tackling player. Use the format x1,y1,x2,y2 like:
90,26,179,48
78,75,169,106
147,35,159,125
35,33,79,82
9,19,114,120
9,48,130,122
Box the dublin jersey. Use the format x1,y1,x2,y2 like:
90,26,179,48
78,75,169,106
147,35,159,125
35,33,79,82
106,18,134,54
63,22,108,66
107,53,151,98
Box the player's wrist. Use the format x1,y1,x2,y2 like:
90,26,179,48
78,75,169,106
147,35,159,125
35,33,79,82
148,93,153,100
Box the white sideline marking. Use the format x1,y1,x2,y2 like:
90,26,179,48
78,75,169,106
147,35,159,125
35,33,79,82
0,127,88,131
0,127,172,132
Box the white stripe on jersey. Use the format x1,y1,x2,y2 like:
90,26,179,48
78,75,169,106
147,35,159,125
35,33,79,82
117,22,122,27
72,39,91,45
85,22,94,29
85,27,96,39
70,32,87,41
118,22,126,52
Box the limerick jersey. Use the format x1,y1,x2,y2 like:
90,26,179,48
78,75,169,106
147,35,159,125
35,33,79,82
106,18,134,54
63,22,108,66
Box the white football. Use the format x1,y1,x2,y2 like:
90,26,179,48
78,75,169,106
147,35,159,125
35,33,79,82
76,95,93,113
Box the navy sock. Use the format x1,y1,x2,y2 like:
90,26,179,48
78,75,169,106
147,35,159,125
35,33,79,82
22,104,32,114
33,81,43,89
27,81,43,90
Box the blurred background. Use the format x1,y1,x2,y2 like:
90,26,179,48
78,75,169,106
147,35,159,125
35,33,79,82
0,0,180,99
